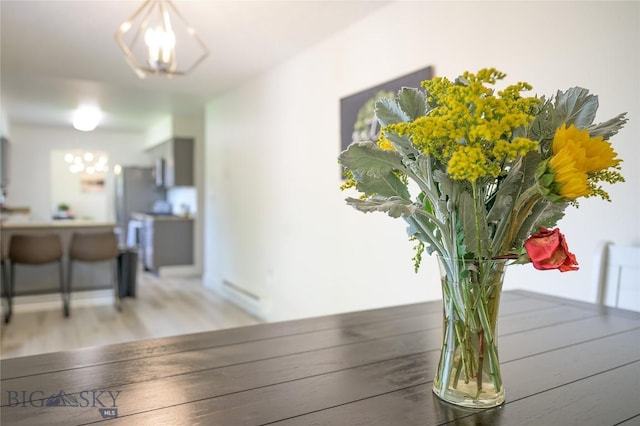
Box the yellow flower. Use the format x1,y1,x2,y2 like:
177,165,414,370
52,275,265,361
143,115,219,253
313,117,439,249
493,137,538,161
553,124,621,173
377,137,396,151
544,124,623,200
447,146,499,181
385,69,542,183
548,145,590,199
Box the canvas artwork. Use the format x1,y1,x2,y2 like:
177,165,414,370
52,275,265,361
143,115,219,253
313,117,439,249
81,176,106,192
339,66,435,153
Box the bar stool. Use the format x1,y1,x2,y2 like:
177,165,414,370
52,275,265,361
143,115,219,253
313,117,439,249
5,234,66,323
67,231,121,313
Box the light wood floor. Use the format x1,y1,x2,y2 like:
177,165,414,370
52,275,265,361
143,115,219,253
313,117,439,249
0,271,262,359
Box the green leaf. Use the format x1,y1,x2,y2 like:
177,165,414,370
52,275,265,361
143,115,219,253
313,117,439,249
459,191,489,257
587,113,628,139
346,197,416,218
355,171,411,199
433,170,455,200
538,173,554,187
553,87,598,128
433,169,462,213
397,87,427,121
338,141,405,178
405,216,443,257
375,97,409,126
513,199,567,249
488,159,523,223
385,132,421,159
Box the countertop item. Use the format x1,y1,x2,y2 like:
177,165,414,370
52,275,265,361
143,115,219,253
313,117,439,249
1,290,638,425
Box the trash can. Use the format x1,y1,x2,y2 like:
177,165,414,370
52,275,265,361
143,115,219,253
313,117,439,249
118,247,138,297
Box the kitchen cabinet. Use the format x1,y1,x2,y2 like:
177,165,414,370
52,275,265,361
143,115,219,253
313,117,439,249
147,137,194,188
0,137,9,188
136,214,194,272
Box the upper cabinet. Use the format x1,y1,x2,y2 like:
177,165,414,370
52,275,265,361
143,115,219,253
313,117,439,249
147,137,194,188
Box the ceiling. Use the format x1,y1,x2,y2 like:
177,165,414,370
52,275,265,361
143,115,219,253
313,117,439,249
1,0,389,133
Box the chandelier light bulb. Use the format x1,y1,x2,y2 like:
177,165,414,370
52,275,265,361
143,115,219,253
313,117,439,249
144,26,176,71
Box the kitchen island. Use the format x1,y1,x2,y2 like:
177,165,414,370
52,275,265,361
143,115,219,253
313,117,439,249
1,220,117,296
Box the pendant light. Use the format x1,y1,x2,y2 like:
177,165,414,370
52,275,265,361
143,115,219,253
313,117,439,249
115,0,209,78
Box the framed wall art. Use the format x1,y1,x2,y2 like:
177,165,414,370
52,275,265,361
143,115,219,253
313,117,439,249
340,66,434,153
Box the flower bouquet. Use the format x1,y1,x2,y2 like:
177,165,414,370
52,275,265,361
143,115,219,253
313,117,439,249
338,68,627,408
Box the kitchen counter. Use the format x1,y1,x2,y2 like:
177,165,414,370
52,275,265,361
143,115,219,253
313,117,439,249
130,212,193,221
1,221,117,296
1,219,116,229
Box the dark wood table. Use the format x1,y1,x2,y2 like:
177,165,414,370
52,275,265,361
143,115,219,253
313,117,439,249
1,290,639,425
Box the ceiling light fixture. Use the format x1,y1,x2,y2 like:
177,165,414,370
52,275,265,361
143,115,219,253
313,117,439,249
115,0,209,79
73,106,102,132
64,150,109,175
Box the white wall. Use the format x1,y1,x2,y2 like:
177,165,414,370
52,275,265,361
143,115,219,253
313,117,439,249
204,1,639,322
6,125,150,221
50,150,109,221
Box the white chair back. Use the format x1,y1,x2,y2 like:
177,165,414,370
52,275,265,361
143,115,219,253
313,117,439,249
595,241,640,311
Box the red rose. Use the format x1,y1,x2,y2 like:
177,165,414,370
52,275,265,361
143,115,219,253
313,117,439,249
524,228,579,272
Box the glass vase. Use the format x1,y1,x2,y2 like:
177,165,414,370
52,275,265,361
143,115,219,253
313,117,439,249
432,256,507,408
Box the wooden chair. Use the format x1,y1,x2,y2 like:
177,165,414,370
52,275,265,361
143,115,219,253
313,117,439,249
68,231,122,313
5,234,67,323
594,241,640,312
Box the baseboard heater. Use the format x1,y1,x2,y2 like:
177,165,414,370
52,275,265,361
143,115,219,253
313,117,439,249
222,280,265,320
222,280,260,301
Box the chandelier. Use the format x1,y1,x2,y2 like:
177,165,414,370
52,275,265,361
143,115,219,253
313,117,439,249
115,0,209,78
64,150,109,176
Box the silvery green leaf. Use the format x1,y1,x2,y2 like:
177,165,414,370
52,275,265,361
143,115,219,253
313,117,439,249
405,217,442,256
587,113,628,139
355,171,410,200
386,132,420,158
433,169,461,203
338,141,405,178
397,87,427,121
406,216,437,240
529,99,556,144
346,197,416,218
375,97,409,126
458,192,489,257
487,194,513,223
553,87,598,128
413,155,432,178
430,169,459,221
521,151,542,183
488,159,523,223
513,200,567,249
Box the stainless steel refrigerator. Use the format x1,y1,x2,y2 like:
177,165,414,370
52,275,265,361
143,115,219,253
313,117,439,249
115,166,166,246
